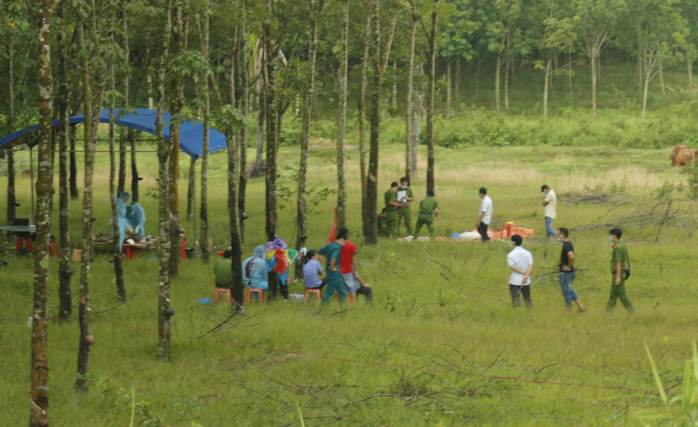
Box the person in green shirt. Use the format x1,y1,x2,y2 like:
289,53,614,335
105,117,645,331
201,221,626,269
377,208,389,237
396,177,415,237
318,229,348,304
383,182,401,240
606,228,634,314
214,251,233,289
414,191,439,238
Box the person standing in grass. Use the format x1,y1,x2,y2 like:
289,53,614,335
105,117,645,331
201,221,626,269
318,228,347,304
339,228,373,305
414,190,439,239
396,177,415,237
477,187,493,242
507,234,534,309
606,228,634,314
557,228,586,313
541,185,557,239
377,208,389,237
384,182,401,240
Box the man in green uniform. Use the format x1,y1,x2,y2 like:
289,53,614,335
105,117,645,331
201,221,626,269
414,191,439,238
396,177,414,237
214,250,234,289
606,228,634,314
319,228,348,304
383,182,401,240
377,208,389,237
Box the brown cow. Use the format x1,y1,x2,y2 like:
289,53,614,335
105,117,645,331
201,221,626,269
670,145,696,167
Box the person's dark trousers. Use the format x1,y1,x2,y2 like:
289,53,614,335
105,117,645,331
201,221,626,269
279,278,289,300
509,284,532,309
356,284,373,304
478,222,490,242
307,278,328,291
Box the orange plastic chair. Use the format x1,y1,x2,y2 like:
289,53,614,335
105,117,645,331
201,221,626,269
15,237,34,253
305,288,322,305
214,288,232,305
246,288,264,304
49,241,58,258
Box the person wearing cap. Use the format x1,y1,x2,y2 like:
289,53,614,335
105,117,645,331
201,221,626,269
414,190,439,238
384,182,401,240
541,185,557,239
396,177,414,237
507,234,534,309
476,187,493,242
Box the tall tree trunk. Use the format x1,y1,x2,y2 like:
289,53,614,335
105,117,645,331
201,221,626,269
336,0,349,228
659,63,665,96
455,57,460,110
109,61,126,302
504,56,510,111
642,67,651,120
253,90,265,177
156,0,173,362
30,0,58,422
186,158,196,220
568,51,573,105
495,53,501,114
543,58,551,118
225,26,245,309
6,33,16,224
296,0,319,254
364,0,381,244
688,57,693,90
76,19,106,392
118,2,129,196
591,53,597,118
263,4,279,243
57,8,72,322
446,60,451,119
404,4,417,180
410,90,422,174
168,3,186,276
358,12,370,214
130,132,139,202
236,8,248,243
392,61,397,110
199,5,211,262
69,125,78,199
426,0,437,194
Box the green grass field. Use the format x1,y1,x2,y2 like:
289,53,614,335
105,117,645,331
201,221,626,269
1,142,697,426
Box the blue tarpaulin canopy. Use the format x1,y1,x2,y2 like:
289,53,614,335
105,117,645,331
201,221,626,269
0,108,226,159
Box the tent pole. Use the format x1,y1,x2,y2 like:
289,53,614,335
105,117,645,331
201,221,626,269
30,146,35,221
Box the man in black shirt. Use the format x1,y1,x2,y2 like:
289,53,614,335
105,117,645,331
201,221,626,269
557,228,586,313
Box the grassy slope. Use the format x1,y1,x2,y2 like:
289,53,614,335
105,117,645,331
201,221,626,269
1,142,696,426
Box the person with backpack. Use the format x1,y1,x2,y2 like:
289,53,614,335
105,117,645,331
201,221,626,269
606,228,634,314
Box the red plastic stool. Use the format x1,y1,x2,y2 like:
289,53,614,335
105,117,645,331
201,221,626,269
305,288,322,305
120,245,140,260
246,288,264,304
500,222,517,238
214,288,232,305
181,239,188,260
49,241,58,258
15,237,34,253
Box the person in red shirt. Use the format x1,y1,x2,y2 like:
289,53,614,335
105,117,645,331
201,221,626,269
338,228,373,305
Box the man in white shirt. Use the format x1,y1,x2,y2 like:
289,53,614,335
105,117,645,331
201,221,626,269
541,184,557,239
476,187,493,242
506,234,534,309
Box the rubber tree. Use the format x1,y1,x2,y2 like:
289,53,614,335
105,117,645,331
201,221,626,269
263,0,279,244
29,0,59,422
426,0,437,194
335,0,349,228
197,4,211,262
235,3,248,243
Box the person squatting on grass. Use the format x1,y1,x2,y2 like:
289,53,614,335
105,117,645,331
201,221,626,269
303,250,327,291
396,177,414,237
541,184,557,239
377,208,389,237
339,228,373,305
384,182,402,240
606,228,634,314
507,234,534,309
318,229,348,304
414,190,439,239
477,187,493,242
557,228,586,313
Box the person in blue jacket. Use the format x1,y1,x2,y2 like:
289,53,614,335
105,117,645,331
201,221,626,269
243,245,269,291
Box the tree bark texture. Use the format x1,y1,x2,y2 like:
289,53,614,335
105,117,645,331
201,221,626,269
404,4,417,180
335,0,349,229
109,65,126,302
57,8,72,321
130,131,139,202
30,0,58,422
225,27,245,308
543,58,551,118
253,89,265,178
199,5,211,262
296,0,319,254
118,1,130,196
6,33,15,224
426,0,438,194
69,125,78,199
364,0,381,244
156,0,173,362
236,7,248,243
263,4,279,243
186,157,196,220
358,12,370,219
